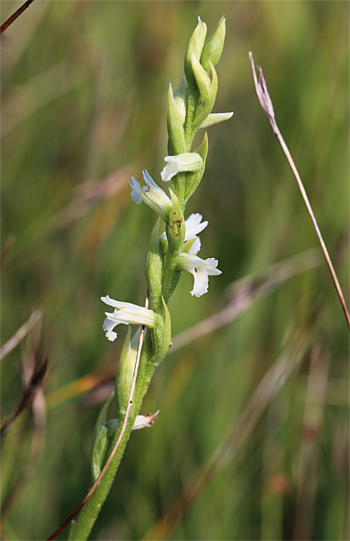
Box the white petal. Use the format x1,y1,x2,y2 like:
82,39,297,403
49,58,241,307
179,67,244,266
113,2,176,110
129,171,172,221
101,295,120,308
103,317,118,341
101,297,156,333
161,153,202,182
189,238,201,255
178,252,204,272
190,266,209,297
177,254,222,298
203,258,222,276
129,177,143,204
160,164,172,182
185,213,208,241
131,191,142,204
142,170,158,188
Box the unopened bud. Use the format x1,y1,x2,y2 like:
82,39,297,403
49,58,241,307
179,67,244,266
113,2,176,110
167,84,185,153
191,53,211,102
174,73,188,124
185,16,207,87
201,16,226,73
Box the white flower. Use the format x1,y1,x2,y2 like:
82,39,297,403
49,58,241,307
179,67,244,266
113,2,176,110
161,153,203,182
177,253,221,297
184,213,208,241
183,212,208,254
129,170,172,221
101,295,156,341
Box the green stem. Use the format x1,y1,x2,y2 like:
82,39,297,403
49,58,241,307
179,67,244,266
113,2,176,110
69,352,156,541
161,222,185,305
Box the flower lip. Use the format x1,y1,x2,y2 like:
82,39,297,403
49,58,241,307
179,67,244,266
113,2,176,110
161,153,203,182
101,296,156,341
177,253,221,297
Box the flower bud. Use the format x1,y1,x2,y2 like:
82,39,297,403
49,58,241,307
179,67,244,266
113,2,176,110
201,16,226,73
116,327,140,415
167,84,186,154
193,62,218,130
129,171,172,222
91,420,115,481
174,73,188,124
185,16,207,88
190,53,211,103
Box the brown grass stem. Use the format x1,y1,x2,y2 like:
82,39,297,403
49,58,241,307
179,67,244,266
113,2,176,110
0,0,35,35
249,52,350,331
0,309,42,362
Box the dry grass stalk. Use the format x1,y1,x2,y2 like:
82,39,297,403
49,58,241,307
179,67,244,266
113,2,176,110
0,309,42,361
249,52,350,330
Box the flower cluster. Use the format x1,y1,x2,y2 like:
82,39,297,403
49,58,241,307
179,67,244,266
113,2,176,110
102,171,221,340
101,16,232,342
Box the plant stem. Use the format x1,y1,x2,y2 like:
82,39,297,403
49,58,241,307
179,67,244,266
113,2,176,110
69,353,155,540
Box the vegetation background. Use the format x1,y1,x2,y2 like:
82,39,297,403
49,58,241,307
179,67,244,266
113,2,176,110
1,1,348,540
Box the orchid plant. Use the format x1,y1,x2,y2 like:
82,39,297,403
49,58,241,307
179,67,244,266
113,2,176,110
69,16,232,540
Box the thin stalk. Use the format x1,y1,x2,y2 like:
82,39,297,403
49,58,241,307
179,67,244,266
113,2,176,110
0,0,35,35
249,52,350,330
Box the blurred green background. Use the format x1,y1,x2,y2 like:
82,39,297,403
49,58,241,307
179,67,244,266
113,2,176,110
1,1,349,540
